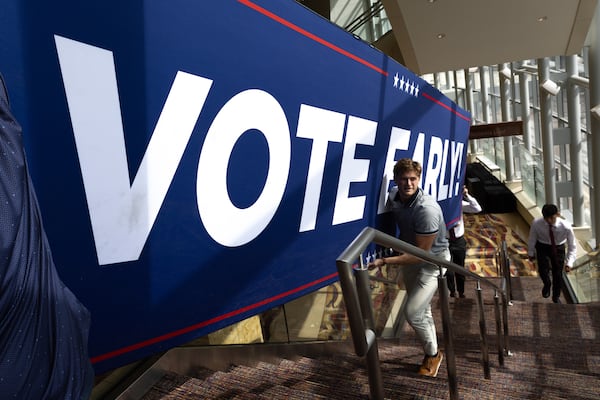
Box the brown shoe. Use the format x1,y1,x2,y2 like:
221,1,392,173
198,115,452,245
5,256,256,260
418,351,443,377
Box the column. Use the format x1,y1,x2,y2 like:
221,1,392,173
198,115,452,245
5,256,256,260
537,57,557,205
499,63,514,180
589,5,600,246
566,55,585,227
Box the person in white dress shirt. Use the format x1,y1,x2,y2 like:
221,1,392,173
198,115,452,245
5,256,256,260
527,204,577,303
446,186,482,298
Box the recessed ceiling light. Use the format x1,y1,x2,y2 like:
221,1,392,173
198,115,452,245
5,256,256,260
537,16,548,22
436,33,446,39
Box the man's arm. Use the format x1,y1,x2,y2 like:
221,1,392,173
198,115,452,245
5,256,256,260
565,224,577,270
374,232,436,266
462,192,482,214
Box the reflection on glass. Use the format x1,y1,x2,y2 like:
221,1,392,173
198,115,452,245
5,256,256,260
567,252,600,303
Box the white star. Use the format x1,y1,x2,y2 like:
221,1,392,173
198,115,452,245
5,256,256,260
393,73,399,88
414,85,420,97
399,76,406,91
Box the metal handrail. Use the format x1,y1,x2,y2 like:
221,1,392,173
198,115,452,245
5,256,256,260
343,1,384,33
563,250,600,303
336,226,511,400
337,227,508,293
497,240,514,304
568,250,600,273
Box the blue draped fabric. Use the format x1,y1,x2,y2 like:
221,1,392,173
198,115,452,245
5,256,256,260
0,74,94,399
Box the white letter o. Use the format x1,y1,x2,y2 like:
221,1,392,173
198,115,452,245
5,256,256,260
197,89,291,246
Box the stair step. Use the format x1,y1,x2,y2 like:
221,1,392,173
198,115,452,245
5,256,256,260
137,289,600,399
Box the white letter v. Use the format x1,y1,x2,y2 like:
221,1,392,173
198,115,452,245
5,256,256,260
55,35,213,265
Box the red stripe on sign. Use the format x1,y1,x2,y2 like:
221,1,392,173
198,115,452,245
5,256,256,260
446,215,462,227
239,1,471,121
238,0,388,76
421,92,471,122
90,271,339,364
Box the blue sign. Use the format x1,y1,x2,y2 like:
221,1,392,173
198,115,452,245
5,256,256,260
0,0,470,372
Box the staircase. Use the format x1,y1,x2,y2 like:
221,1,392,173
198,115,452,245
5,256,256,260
113,277,600,400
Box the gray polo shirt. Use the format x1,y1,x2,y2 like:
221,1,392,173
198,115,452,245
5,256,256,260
384,186,449,257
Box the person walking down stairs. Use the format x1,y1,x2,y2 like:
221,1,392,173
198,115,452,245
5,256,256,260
527,204,577,303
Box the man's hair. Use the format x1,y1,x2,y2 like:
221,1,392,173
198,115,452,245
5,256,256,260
393,158,422,178
541,204,559,219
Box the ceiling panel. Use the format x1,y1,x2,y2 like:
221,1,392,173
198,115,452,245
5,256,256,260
381,0,598,74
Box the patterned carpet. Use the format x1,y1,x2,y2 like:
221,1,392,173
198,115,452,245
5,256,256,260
464,213,536,277
141,291,600,399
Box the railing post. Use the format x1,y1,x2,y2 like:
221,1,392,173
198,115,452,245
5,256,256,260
438,268,459,400
501,241,513,302
493,290,505,366
336,227,513,400
501,290,512,357
336,260,369,357
475,281,491,379
355,267,384,400
495,249,501,276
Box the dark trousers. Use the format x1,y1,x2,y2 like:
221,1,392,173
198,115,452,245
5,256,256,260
446,236,467,294
535,241,566,299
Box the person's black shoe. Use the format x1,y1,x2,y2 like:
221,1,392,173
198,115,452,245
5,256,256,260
552,297,561,304
459,293,466,298
542,283,551,298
